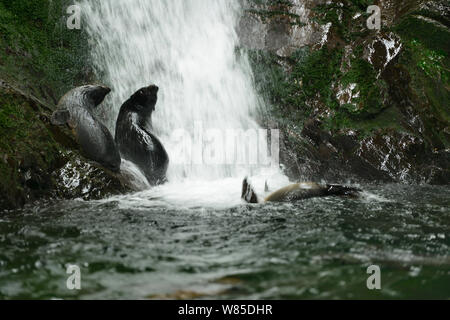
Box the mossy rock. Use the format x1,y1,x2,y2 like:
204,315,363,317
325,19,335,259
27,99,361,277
0,84,60,209
0,0,128,210
0,0,92,106
246,0,449,184
0,84,130,211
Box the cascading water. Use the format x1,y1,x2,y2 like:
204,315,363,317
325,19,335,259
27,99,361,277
79,0,288,207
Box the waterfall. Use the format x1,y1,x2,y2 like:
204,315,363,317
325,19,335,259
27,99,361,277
79,0,287,205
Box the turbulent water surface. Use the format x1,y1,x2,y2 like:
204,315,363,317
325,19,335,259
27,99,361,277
0,184,449,299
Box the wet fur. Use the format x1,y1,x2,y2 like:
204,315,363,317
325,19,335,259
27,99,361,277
115,85,169,185
51,85,121,172
242,178,361,203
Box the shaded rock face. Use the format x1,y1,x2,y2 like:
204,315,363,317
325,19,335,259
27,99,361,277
243,0,449,184
365,32,403,77
292,119,449,184
378,0,426,26
239,0,327,56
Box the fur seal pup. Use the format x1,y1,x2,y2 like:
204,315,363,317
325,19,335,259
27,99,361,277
115,85,169,185
51,85,121,172
242,178,361,204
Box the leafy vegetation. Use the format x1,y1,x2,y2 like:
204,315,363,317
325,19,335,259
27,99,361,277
0,88,61,208
0,0,89,103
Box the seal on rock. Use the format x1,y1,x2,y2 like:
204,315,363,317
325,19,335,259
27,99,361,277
115,85,169,185
242,178,361,204
51,85,121,172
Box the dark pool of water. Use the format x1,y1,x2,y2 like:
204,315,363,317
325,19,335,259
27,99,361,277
0,184,449,299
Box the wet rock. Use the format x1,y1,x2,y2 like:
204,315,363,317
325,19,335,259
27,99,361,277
239,0,326,56
356,131,449,184
365,32,403,77
283,118,448,184
379,0,426,26
247,0,449,185
54,152,129,201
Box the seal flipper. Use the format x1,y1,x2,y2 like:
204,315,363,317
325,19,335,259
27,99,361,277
242,178,259,204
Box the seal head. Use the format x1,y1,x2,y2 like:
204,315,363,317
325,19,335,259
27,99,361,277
128,85,159,111
84,85,111,107
51,85,121,172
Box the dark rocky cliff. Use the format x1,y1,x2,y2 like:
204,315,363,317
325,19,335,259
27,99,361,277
240,0,449,184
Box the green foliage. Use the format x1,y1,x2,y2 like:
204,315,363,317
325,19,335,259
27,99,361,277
248,47,344,125
249,40,393,134
291,48,343,109
395,15,450,56
394,12,450,148
0,0,49,24
397,39,450,148
0,89,62,208
395,14,449,85
312,0,372,41
0,91,54,156
406,39,449,84
0,103,25,131
0,0,89,103
340,57,387,116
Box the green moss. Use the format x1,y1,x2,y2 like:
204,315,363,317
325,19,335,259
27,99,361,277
247,50,289,117
395,14,449,86
327,106,406,137
248,47,345,126
395,15,450,56
249,41,407,139
292,48,343,110
0,0,90,104
0,91,56,156
394,12,450,149
0,0,133,209
0,88,62,208
0,103,26,132
312,0,373,42
340,59,388,117
405,39,449,84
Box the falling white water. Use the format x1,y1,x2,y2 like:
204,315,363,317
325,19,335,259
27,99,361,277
79,0,288,207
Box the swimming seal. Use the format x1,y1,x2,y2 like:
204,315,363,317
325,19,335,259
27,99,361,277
51,85,121,172
242,178,361,204
115,85,169,185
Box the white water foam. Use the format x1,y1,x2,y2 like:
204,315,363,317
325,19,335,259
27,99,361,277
79,0,285,208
